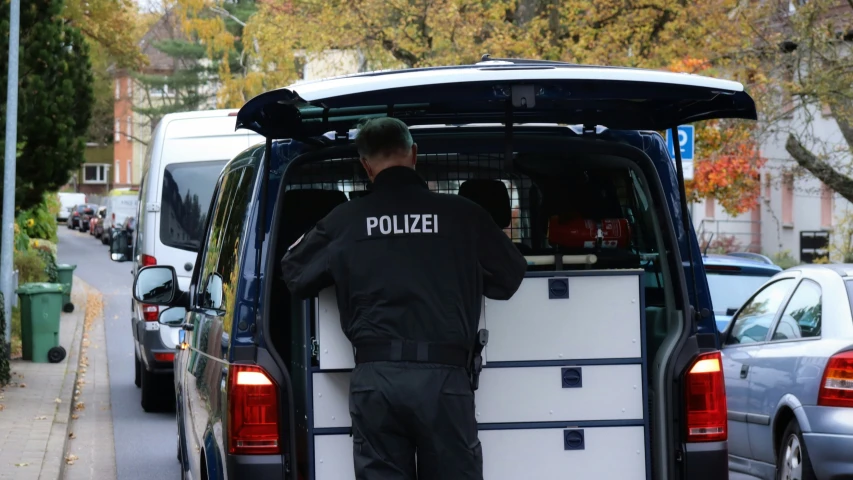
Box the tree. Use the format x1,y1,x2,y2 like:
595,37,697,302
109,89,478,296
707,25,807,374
133,38,217,130
127,9,220,143
170,0,259,108
744,0,853,203
0,0,94,210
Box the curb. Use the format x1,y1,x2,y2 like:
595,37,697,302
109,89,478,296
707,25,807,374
40,276,90,480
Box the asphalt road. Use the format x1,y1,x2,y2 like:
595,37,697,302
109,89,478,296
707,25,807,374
57,226,180,480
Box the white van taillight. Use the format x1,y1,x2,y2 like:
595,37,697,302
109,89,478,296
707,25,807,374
112,213,115,222
142,304,159,321
684,351,727,442
229,365,280,455
141,255,156,266
818,351,853,408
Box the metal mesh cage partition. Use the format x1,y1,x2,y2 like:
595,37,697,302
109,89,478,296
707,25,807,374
284,153,535,248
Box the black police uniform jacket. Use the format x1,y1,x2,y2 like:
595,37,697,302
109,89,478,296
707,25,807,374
280,166,528,352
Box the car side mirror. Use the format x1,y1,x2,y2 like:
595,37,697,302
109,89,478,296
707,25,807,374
110,230,129,262
159,306,186,326
133,265,181,306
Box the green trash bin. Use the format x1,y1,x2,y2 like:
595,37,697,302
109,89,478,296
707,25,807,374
17,283,66,364
56,264,77,313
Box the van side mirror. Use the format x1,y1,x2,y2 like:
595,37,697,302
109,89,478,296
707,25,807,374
133,265,181,306
159,306,187,326
110,230,130,262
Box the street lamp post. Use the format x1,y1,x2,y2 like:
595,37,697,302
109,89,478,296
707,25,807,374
1,0,20,358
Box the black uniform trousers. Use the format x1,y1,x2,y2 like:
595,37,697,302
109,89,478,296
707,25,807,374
349,361,483,480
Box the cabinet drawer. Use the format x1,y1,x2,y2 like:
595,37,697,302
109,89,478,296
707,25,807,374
480,426,647,480
476,365,644,423
313,426,648,480
483,273,643,362
313,364,644,429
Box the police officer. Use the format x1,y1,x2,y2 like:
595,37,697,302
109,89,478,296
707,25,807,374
281,117,528,480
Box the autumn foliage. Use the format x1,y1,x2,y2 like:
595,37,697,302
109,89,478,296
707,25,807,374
665,57,766,216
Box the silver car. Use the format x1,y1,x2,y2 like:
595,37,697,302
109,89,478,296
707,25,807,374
720,264,853,480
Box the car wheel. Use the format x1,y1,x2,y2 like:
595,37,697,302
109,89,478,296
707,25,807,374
134,354,141,388
777,418,817,480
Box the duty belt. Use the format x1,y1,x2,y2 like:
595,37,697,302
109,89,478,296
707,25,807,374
353,340,469,368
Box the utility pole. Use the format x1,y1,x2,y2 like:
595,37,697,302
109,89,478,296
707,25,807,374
2,0,20,358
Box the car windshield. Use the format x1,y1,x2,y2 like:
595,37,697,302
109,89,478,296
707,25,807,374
706,273,771,315
160,160,227,252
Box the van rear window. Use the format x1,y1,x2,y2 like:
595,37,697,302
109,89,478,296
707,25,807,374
160,160,227,252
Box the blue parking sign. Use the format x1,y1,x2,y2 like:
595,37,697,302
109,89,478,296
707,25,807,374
666,125,695,161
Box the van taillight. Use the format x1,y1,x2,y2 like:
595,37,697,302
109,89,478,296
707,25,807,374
141,255,156,266
112,213,115,221
142,304,159,321
684,351,727,442
229,365,280,455
818,351,853,408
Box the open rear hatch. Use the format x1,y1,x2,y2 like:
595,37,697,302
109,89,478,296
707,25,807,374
236,63,755,139
247,62,756,480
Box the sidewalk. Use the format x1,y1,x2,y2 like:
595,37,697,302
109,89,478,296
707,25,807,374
0,277,91,480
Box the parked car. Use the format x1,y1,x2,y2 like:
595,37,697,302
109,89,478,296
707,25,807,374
90,206,107,237
703,253,783,331
78,205,100,233
109,109,263,412
101,188,139,246
127,59,759,479
67,203,98,231
57,192,86,223
720,263,853,480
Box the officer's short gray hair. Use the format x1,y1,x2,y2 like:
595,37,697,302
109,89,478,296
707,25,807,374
354,117,413,160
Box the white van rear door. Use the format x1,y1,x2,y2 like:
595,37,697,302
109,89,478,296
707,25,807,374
152,116,260,280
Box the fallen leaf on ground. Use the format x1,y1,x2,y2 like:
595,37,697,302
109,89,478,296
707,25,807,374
69,432,76,439
0,404,5,411
19,384,26,388
65,453,78,465
55,398,62,403
75,402,85,411
71,414,79,420
15,463,28,467
35,415,47,420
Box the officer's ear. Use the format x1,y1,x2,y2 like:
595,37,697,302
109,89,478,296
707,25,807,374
360,157,375,180
410,143,418,167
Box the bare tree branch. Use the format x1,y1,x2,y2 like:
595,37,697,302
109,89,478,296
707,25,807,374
785,133,853,203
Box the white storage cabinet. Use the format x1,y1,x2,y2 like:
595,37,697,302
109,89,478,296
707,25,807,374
301,269,651,480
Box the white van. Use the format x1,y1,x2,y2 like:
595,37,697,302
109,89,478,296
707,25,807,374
110,109,263,412
101,188,140,245
57,192,87,222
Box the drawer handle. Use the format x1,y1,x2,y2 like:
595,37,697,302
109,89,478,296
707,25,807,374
563,429,585,450
548,278,569,299
561,367,583,388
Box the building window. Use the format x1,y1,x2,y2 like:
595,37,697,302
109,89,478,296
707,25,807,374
705,197,716,219
83,164,108,184
127,160,132,184
821,183,834,228
782,173,794,226
126,116,132,142
115,78,120,99
115,120,120,142
115,160,120,183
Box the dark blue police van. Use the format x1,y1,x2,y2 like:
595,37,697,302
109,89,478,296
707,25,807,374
125,58,757,480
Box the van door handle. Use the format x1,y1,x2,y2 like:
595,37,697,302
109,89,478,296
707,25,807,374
740,365,749,379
